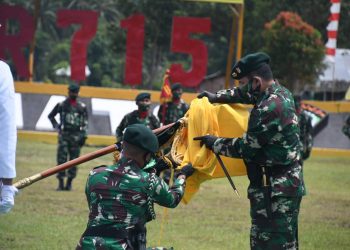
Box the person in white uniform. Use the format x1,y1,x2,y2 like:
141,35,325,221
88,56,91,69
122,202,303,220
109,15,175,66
0,60,18,214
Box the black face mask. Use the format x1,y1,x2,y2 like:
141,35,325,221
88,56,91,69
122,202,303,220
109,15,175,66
69,95,78,100
172,92,182,100
138,103,150,112
247,79,261,102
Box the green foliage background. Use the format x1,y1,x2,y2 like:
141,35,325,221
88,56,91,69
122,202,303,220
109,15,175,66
2,0,349,91
263,12,325,92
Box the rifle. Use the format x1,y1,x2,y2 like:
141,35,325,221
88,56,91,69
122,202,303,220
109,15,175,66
13,122,181,190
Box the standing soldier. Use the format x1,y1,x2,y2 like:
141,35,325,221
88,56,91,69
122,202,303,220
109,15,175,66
48,83,88,191
195,52,306,249
294,95,313,161
77,124,194,249
115,92,159,142
158,83,189,125
342,115,350,139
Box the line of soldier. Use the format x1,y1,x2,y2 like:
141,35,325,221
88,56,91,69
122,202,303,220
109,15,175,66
48,82,189,192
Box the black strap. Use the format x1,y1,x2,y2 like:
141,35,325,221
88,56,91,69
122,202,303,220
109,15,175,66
268,162,299,176
82,225,129,239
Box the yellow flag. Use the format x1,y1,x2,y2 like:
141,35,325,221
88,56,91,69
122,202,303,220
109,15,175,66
172,98,249,203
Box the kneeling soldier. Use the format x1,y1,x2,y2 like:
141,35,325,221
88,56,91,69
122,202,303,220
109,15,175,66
77,124,194,249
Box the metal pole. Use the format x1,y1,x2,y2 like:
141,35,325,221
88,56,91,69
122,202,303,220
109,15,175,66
224,4,238,89
28,0,41,82
331,61,336,100
235,4,244,87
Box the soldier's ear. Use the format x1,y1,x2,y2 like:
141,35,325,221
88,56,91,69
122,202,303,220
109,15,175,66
253,76,262,86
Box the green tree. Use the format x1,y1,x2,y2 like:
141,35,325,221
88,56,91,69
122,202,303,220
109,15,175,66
243,0,350,53
262,11,325,92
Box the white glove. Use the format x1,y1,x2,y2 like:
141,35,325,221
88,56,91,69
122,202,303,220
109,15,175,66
0,185,18,214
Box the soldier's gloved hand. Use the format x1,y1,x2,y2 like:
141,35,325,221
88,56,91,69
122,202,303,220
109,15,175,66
53,124,61,133
0,185,18,214
193,135,218,150
115,141,122,151
197,91,217,103
153,157,171,176
79,136,87,147
176,163,195,179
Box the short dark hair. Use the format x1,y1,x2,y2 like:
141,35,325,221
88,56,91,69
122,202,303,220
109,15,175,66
249,64,273,81
123,141,148,156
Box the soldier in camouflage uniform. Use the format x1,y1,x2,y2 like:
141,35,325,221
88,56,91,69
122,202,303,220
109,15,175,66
158,83,189,125
195,52,306,250
77,124,194,250
294,96,313,161
48,83,88,191
116,92,160,142
342,115,350,139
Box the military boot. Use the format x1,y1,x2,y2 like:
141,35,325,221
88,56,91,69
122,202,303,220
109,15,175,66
65,177,73,191
57,178,64,191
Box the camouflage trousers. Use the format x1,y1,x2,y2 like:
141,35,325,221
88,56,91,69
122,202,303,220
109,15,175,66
76,223,146,250
250,194,302,250
56,132,81,179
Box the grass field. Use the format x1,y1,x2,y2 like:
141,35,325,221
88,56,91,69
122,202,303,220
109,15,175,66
1,139,349,250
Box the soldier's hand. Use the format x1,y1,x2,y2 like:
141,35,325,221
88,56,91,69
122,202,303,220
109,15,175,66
79,136,87,147
153,157,171,176
115,141,122,151
197,91,217,103
53,124,61,133
193,135,218,150
176,163,195,179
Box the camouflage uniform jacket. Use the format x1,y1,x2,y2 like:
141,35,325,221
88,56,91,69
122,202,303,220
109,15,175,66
298,110,313,160
48,98,88,136
80,157,185,246
212,83,306,198
158,99,189,125
342,115,350,139
116,110,160,141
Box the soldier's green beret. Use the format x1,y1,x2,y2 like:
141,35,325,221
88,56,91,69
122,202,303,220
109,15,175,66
171,83,182,91
231,52,271,80
68,83,80,92
123,124,159,153
135,92,151,102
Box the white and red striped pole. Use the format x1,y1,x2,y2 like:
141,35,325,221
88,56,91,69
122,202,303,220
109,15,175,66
325,0,342,62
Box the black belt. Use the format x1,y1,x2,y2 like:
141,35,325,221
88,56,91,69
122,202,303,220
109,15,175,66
268,161,299,176
82,225,129,239
61,130,81,133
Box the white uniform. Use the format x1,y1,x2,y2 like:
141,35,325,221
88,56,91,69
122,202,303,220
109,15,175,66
0,60,18,214
0,60,16,179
